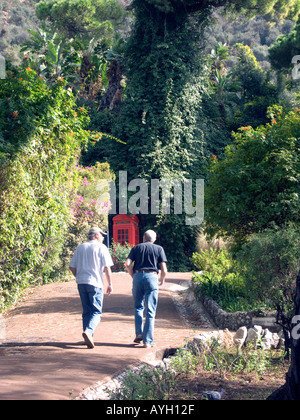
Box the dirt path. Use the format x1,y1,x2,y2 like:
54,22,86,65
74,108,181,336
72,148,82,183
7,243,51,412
0,272,213,400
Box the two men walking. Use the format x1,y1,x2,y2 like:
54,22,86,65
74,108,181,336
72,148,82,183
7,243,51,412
70,227,167,349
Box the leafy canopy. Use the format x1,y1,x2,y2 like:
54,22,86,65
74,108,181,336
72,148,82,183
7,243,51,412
205,106,300,245
141,0,300,20
36,0,125,41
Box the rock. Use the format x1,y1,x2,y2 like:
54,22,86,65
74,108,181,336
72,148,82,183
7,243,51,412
261,328,274,350
246,325,262,345
223,328,234,348
277,331,286,350
271,332,280,349
253,325,263,335
234,326,248,349
193,333,212,351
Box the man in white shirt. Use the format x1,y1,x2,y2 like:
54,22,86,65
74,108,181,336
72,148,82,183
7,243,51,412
69,227,113,349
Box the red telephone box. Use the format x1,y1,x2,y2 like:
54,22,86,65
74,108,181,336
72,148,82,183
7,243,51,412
112,215,140,247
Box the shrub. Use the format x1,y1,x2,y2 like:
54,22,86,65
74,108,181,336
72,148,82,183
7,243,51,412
106,365,178,400
110,241,132,272
60,162,114,274
191,248,250,312
205,106,300,247
237,224,300,353
195,337,285,378
106,347,199,400
0,63,89,310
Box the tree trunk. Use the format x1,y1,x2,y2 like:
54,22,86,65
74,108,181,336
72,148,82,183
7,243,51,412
267,270,300,400
98,60,124,111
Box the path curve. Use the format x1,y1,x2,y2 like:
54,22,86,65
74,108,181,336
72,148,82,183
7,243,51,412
0,272,213,400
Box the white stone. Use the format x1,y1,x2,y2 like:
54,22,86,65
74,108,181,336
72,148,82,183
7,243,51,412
233,326,248,348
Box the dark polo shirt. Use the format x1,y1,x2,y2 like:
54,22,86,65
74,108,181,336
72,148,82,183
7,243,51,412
127,241,167,273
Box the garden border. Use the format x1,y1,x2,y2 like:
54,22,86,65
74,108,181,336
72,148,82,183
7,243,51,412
192,284,279,331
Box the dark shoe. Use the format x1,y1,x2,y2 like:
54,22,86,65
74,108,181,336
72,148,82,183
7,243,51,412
133,334,143,343
82,331,94,349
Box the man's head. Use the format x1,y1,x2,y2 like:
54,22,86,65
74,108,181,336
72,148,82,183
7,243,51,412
88,227,107,242
143,230,157,243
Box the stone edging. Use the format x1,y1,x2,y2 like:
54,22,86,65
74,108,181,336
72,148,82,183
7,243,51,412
192,283,279,331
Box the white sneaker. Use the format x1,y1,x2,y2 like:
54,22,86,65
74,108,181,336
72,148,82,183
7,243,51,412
82,331,94,349
144,342,156,348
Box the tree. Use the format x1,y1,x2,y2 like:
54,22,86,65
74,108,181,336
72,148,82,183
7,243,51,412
237,225,300,357
84,0,300,269
29,0,126,95
21,29,82,87
0,63,89,310
36,0,125,41
228,43,278,129
124,0,300,19
105,0,211,269
269,15,300,70
205,106,300,246
268,269,300,400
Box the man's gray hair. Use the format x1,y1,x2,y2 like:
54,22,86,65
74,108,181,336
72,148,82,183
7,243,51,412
143,230,157,242
88,232,97,240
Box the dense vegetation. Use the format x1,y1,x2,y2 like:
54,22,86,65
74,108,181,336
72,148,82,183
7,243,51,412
0,61,115,310
0,0,299,346
1,0,300,401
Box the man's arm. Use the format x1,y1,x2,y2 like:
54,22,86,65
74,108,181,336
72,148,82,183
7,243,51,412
159,262,167,286
69,267,76,278
125,258,134,278
104,266,113,296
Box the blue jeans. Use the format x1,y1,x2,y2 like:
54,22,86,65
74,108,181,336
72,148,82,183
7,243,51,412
77,284,103,336
132,272,158,345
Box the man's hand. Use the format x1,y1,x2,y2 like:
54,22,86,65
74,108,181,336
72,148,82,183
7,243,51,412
125,258,134,278
69,267,76,278
104,266,113,296
158,278,165,286
106,285,113,296
159,262,167,287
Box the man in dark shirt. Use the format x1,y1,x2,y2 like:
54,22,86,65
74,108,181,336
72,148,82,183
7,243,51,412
125,230,167,348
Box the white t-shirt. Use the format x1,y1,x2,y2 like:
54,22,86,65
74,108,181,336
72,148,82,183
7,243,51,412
70,240,113,288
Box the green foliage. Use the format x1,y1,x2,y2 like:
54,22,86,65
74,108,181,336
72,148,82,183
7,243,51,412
169,346,199,375
191,248,251,312
223,0,300,21
205,106,300,246
237,224,300,329
142,0,300,21
112,2,210,181
36,0,125,41
110,241,132,272
21,29,83,87
106,365,179,400
103,2,211,270
21,1,127,96
195,337,285,377
106,347,198,400
205,42,278,133
269,15,300,70
228,43,278,129
0,62,89,157
106,337,285,400
0,64,89,311
61,162,114,272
